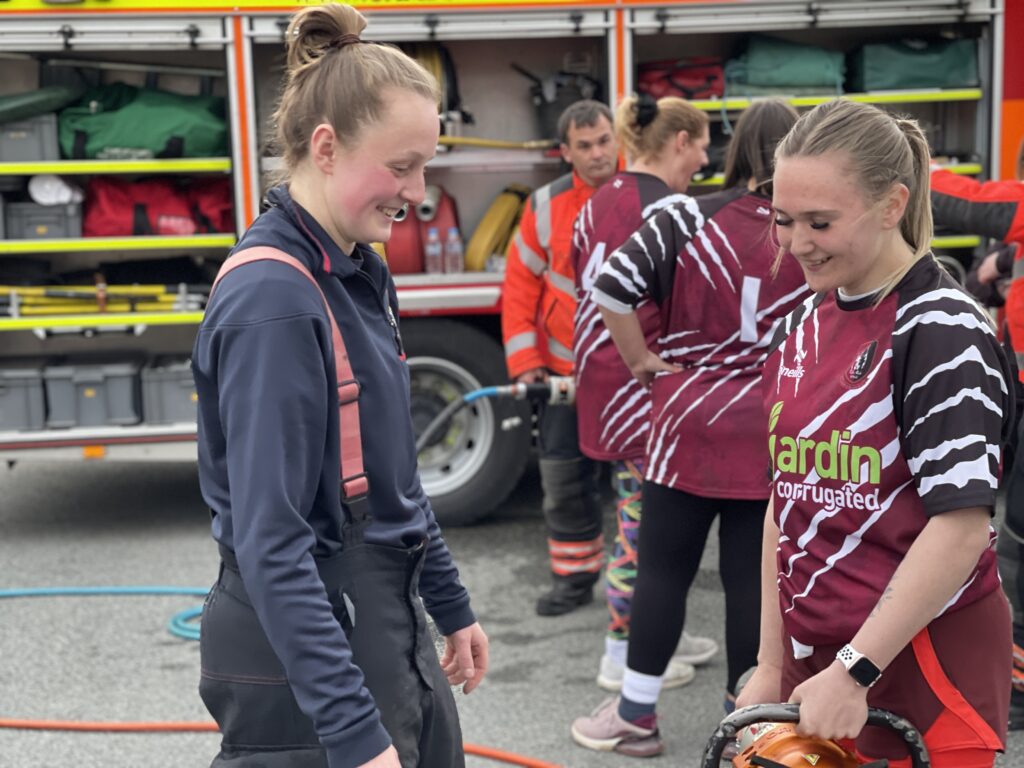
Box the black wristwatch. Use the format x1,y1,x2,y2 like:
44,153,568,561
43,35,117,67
836,644,881,688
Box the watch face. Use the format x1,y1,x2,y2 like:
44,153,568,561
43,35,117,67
849,656,881,687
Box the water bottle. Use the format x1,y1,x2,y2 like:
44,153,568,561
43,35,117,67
424,226,443,274
443,226,464,274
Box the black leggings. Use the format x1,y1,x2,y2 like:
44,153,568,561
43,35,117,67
626,481,766,695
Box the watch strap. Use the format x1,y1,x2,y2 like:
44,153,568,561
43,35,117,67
836,644,881,687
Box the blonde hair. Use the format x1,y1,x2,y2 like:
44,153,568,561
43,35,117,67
774,100,934,297
614,94,708,163
272,4,439,178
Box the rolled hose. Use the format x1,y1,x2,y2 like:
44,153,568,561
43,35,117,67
700,703,931,768
0,587,564,767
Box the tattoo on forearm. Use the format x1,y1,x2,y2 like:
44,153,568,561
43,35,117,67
869,578,896,618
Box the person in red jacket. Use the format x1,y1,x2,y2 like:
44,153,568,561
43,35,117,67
502,100,620,616
931,155,1024,730
931,163,1024,376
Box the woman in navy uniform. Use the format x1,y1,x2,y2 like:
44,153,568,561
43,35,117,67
192,5,487,767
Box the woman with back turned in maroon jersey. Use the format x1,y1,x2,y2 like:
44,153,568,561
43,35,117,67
571,98,809,758
571,92,717,696
737,99,1014,768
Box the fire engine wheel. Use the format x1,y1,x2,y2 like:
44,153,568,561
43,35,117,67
403,319,530,527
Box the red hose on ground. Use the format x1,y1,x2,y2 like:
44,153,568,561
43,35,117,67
0,719,563,767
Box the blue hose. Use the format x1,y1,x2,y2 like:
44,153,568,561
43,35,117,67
462,385,504,403
0,586,206,642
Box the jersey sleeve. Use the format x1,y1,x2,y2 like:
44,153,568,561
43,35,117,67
893,291,1016,516
591,199,699,313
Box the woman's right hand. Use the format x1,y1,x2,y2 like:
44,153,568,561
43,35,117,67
359,746,401,768
629,350,681,389
734,662,784,710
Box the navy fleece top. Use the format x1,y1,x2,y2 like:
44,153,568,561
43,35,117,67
193,186,475,768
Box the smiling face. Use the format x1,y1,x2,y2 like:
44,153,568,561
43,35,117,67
312,87,440,251
561,115,619,188
772,152,911,295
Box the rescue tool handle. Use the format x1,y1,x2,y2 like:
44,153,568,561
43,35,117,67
699,704,930,768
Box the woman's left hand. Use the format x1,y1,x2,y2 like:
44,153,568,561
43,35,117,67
441,622,489,694
789,661,869,741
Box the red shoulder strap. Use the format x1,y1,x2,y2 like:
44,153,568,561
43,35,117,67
210,247,369,502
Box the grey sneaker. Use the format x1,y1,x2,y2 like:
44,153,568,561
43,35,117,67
571,697,664,757
596,654,696,692
674,631,719,666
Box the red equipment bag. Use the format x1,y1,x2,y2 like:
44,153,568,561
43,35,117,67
84,177,196,237
187,177,234,233
84,176,234,237
636,57,725,100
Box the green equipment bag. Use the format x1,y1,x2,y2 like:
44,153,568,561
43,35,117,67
58,83,227,160
847,38,978,92
727,35,844,92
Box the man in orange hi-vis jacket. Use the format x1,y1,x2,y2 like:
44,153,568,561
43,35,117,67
931,160,1024,731
502,100,620,616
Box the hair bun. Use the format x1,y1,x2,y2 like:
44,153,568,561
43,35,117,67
330,33,363,51
635,93,658,129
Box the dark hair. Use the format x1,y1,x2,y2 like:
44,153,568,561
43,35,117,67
614,93,708,163
722,98,799,195
556,99,614,145
272,4,439,177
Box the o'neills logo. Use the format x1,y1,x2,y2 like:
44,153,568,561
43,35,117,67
780,348,806,380
768,402,882,510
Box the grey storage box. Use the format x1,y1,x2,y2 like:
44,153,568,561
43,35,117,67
0,113,60,162
44,364,141,428
142,361,198,424
0,369,45,432
6,202,81,239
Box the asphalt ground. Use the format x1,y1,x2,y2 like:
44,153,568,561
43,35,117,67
0,460,1021,768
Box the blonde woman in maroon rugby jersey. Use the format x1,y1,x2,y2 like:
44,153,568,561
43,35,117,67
737,100,1015,768
571,99,807,758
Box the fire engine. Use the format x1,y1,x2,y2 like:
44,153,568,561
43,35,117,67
0,0,1017,525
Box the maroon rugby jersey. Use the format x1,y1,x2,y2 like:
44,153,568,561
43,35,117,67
763,257,1014,647
592,187,811,498
572,171,677,462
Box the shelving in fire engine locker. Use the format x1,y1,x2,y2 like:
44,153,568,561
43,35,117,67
0,16,237,275
248,11,612,245
0,15,235,387
627,0,997,268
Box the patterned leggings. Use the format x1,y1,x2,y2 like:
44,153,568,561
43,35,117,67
605,459,644,640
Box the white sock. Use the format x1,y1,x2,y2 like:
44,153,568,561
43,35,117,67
605,637,627,666
621,667,664,705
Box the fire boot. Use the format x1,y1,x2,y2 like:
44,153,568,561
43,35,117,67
536,456,604,616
